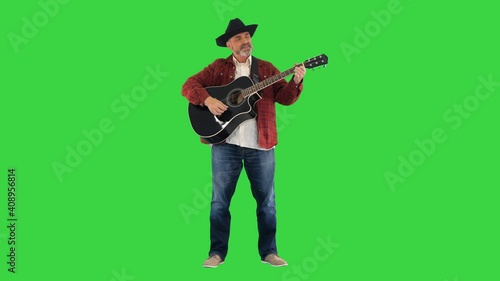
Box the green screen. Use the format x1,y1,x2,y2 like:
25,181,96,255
1,0,499,280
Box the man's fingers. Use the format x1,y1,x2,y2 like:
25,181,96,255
217,102,228,111
209,101,228,116
295,65,306,78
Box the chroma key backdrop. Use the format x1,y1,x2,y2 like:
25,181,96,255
1,0,499,280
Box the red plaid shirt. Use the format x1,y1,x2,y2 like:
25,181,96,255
182,55,303,149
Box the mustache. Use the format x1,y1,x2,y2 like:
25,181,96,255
241,43,252,50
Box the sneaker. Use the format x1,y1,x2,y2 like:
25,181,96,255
202,254,224,268
262,254,288,267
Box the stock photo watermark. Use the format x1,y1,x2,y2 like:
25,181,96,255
1,231,14,273
51,65,169,182
179,174,212,224
277,107,297,133
282,235,340,281
213,0,243,21
7,0,71,53
385,74,499,191
340,0,412,63
5,169,17,273
110,268,135,281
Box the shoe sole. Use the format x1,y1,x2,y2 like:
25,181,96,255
202,261,224,268
261,261,288,267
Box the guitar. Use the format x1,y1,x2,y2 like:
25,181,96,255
188,54,328,144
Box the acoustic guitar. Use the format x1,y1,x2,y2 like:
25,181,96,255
188,54,328,144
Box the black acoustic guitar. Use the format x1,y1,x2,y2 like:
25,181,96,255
188,54,328,144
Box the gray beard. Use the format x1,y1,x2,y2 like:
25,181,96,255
237,46,253,57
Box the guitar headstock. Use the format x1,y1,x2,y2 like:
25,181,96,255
303,54,328,69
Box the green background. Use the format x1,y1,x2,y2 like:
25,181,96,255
1,0,499,280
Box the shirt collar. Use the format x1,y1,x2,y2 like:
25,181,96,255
232,55,252,67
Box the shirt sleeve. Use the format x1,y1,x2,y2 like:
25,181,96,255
181,60,220,106
269,64,304,105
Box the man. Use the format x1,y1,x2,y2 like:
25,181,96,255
181,18,306,268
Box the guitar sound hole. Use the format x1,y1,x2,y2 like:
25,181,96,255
227,91,244,107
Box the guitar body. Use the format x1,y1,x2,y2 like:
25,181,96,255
188,76,261,144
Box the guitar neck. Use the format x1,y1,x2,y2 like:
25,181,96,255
241,66,297,98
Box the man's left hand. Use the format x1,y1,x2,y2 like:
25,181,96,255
293,64,306,84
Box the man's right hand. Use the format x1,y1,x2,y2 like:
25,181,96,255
205,96,228,116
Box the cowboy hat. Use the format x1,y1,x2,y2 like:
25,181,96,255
215,18,258,47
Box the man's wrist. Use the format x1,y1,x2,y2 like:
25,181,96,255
203,96,211,106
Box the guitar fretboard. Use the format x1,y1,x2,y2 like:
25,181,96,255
241,66,297,97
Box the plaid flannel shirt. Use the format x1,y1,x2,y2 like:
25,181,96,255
182,55,303,149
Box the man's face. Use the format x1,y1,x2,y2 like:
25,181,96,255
226,32,253,57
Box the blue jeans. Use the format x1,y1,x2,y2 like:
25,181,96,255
209,144,278,261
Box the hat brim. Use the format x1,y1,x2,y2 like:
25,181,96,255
215,24,258,47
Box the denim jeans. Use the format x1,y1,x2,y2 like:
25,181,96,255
209,143,278,261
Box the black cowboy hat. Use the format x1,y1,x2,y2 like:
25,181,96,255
215,18,258,47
